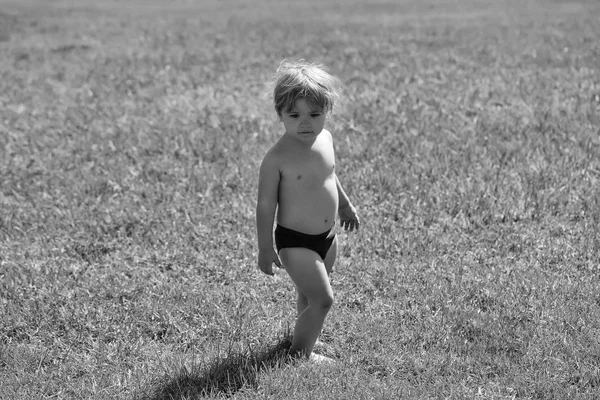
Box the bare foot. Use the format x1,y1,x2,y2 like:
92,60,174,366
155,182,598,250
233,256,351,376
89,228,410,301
313,339,326,352
309,353,335,364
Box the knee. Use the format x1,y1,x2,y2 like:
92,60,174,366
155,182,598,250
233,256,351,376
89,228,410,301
315,293,334,311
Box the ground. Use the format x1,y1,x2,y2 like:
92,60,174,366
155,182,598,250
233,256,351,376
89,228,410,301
1,0,599,399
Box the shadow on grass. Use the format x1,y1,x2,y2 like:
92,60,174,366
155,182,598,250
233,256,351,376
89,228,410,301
146,335,293,399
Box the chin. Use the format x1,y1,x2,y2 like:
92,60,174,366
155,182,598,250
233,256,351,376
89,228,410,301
299,134,317,140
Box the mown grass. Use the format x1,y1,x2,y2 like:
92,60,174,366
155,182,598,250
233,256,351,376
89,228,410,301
1,0,599,399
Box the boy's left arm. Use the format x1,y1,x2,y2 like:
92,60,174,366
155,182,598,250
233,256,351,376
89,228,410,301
335,175,360,232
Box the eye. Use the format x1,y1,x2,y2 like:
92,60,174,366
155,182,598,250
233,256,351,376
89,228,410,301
311,113,321,118
289,114,299,119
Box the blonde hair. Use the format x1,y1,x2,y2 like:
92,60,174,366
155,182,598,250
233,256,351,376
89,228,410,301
273,60,340,117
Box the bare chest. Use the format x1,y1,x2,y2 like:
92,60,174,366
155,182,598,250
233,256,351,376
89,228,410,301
281,146,336,189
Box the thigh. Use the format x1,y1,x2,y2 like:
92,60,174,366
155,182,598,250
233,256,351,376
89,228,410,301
280,247,333,300
323,236,337,275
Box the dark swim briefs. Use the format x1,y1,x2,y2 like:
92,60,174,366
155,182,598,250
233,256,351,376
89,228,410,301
275,224,336,260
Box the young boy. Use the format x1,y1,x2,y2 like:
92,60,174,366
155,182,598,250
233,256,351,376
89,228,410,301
256,60,360,362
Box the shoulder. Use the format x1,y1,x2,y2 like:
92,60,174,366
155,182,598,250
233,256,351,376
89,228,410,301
319,129,335,149
321,129,333,141
317,129,335,151
260,141,285,172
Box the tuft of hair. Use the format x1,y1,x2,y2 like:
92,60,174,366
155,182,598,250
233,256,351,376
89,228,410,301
273,60,341,117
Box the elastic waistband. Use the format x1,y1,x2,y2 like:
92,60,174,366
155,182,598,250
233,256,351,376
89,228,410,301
276,224,335,240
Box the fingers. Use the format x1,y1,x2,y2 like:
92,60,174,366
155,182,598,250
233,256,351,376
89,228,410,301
341,219,359,231
260,264,274,276
258,249,283,276
259,259,282,276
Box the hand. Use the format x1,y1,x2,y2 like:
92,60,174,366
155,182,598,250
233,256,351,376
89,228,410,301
339,203,360,232
258,248,283,276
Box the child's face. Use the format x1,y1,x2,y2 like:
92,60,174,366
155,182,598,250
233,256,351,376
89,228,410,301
280,98,326,143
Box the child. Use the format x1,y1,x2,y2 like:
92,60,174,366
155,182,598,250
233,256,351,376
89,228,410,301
256,60,360,362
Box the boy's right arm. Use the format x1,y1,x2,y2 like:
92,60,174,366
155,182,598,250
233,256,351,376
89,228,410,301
256,153,282,276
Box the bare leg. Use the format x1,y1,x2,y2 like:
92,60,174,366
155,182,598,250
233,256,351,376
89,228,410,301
323,236,337,275
296,290,330,353
296,237,337,315
315,237,337,351
296,291,308,315
280,247,334,358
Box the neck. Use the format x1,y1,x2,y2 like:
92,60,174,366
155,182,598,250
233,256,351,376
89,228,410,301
283,132,317,147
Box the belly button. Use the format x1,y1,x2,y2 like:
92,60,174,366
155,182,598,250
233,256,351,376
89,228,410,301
297,175,302,180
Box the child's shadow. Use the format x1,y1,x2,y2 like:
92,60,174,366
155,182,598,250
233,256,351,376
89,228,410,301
147,336,293,399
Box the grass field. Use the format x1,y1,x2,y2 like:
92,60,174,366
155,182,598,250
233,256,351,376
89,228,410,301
1,0,600,398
